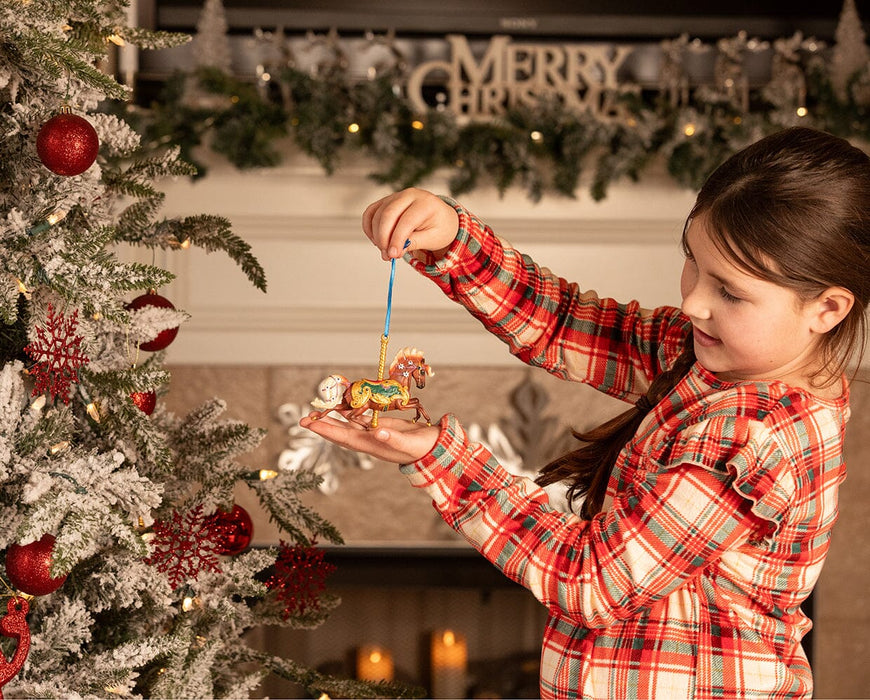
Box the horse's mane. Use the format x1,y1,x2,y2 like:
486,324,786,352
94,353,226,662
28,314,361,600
389,346,425,372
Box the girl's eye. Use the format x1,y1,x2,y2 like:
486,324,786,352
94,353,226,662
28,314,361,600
719,287,742,303
681,244,694,261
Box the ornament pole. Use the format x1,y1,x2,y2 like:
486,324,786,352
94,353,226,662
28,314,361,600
372,333,390,428
372,240,409,429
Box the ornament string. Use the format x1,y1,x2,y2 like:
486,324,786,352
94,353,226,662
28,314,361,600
373,239,410,428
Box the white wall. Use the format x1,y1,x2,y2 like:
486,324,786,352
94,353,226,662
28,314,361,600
135,148,699,366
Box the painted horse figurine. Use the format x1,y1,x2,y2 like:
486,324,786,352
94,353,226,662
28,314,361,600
310,347,434,426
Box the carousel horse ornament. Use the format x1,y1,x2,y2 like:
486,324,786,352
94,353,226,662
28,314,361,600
310,347,434,426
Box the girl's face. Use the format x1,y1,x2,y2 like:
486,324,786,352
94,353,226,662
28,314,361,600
679,215,824,388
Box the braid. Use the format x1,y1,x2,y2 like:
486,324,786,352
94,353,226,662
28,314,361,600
536,340,696,519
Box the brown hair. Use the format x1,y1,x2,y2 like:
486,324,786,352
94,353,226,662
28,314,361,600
536,127,870,518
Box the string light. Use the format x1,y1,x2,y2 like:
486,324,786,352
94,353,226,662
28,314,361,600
86,402,101,422
106,34,125,47
411,120,424,130
50,441,70,455
683,123,696,137
347,122,360,134
796,106,808,117
259,469,279,481
46,210,67,225
530,130,543,142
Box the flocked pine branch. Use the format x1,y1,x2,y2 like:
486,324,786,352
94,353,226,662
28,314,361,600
251,469,345,546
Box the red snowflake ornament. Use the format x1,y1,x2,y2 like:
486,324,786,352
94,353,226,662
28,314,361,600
266,540,335,619
144,505,227,590
24,304,89,403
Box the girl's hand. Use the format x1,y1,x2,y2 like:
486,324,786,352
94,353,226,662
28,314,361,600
362,188,459,261
299,412,441,465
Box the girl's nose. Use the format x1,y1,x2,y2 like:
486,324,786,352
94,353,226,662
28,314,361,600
680,265,711,320
681,288,711,320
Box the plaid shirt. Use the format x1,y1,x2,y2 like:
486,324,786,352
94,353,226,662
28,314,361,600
401,202,849,699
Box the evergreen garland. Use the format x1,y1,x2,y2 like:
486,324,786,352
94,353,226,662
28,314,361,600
130,36,870,202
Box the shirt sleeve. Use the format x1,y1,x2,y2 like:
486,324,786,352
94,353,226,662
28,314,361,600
401,413,774,629
407,199,690,402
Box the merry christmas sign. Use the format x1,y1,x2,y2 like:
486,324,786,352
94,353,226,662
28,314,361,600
407,34,637,119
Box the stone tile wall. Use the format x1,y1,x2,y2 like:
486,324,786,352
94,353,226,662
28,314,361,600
164,364,870,698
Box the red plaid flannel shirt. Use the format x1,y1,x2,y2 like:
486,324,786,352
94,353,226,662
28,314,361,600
401,201,849,699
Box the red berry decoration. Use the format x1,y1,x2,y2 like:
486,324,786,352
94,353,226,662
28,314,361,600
127,291,179,352
36,110,100,176
5,534,67,596
209,505,254,556
131,390,157,415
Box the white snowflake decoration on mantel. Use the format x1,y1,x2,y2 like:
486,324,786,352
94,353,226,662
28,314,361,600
277,403,373,495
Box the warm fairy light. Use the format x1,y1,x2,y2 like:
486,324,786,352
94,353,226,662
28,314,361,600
182,596,196,612
347,122,360,134
17,279,27,294
260,72,271,81
318,695,331,700
259,469,279,481
92,311,102,320
86,402,101,422
230,95,239,103
107,34,125,47
530,130,543,142
30,395,46,412
796,106,808,117
733,116,742,125
683,123,696,136
47,210,67,225
626,117,637,127
180,238,191,249
411,119,424,130
442,630,456,646
50,441,70,455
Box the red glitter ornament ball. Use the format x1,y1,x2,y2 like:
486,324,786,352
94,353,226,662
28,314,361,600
127,291,179,351
5,534,67,596
131,390,157,415
36,112,100,176
210,505,254,556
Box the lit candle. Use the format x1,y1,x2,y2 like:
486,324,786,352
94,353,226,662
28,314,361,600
356,644,395,682
430,630,468,699
118,0,138,83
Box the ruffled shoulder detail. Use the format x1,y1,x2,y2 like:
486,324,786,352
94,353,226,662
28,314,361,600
657,413,795,538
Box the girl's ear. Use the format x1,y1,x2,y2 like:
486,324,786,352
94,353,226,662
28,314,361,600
810,286,855,334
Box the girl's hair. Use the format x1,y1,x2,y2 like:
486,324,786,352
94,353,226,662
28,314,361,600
536,127,870,519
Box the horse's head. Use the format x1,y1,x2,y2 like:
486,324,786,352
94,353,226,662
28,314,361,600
311,373,350,409
390,347,434,389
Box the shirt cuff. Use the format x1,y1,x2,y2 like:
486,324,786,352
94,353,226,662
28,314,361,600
399,413,506,514
406,197,478,276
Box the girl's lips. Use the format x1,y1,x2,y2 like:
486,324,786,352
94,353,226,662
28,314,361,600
693,327,721,347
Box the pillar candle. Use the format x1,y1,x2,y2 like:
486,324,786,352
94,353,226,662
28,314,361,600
431,629,468,698
356,644,395,682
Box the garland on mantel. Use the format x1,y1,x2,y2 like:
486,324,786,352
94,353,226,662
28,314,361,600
127,14,870,202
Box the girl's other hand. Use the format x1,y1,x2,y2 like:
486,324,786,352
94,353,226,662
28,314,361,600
299,412,441,465
362,188,459,261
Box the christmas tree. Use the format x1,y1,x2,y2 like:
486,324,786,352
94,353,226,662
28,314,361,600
0,1,411,697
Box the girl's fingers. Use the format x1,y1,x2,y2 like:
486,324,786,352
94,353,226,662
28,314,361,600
300,412,440,464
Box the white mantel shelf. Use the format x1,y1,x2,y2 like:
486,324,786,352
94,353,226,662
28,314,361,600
137,148,700,367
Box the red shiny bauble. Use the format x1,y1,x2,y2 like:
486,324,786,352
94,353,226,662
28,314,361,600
131,390,157,415
210,505,254,556
5,534,67,596
36,112,100,176
127,292,179,351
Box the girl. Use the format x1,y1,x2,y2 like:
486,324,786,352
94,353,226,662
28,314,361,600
300,127,870,698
